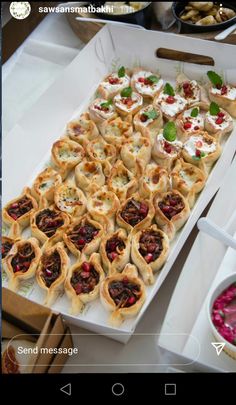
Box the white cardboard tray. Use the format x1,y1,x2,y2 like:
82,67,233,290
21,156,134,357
158,156,236,372
3,25,236,343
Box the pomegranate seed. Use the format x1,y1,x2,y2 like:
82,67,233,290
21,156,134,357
109,77,119,85
77,238,85,246
166,96,175,104
195,149,201,157
145,253,154,263
216,117,224,125
196,140,203,148
164,141,172,154
184,122,192,130
183,82,190,89
11,203,18,209
45,268,53,277
79,227,87,236
217,111,225,118
139,203,148,216
123,276,129,284
144,78,151,85
138,77,145,83
82,262,91,272
15,265,21,272
221,85,227,95
108,241,117,251
147,243,157,253
162,205,172,213
128,296,136,305
109,252,118,261
10,214,18,220
80,271,90,279
75,283,82,294
194,126,199,130
140,114,148,122
23,261,30,269
169,198,177,207
93,230,99,236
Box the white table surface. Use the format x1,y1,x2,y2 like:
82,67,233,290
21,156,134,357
3,12,209,373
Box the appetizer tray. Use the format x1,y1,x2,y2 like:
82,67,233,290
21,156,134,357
2,25,236,343
158,156,236,371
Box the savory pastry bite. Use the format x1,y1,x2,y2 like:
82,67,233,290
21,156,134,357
98,66,130,99
207,70,236,118
139,163,170,199
54,181,87,217
99,116,133,147
88,98,117,124
65,252,105,315
131,224,169,285
2,236,17,273
153,190,190,240
133,104,163,145
66,112,99,146
5,238,41,292
154,82,187,121
3,188,38,238
31,205,70,247
171,158,206,208
152,122,182,171
182,131,221,174
176,73,204,106
87,187,120,232
86,136,116,176
107,160,138,201
36,242,70,307
100,228,131,275
31,167,62,205
100,263,146,326
116,193,155,234
51,138,85,180
63,214,103,258
75,159,105,194
2,339,36,374
175,104,207,140
120,131,151,174
204,102,233,139
131,68,164,99
113,86,143,117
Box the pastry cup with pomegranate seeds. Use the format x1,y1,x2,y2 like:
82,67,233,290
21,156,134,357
154,90,187,122
208,83,236,118
133,104,163,145
65,252,105,315
51,138,85,180
100,263,146,327
31,167,62,205
86,136,117,176
175,73,208,107
120,131,151,174
131,68,164,100
153,190,190,241
131,224,169,285
36,242,70,307
152,131,182,172
116,193,155,234
98,70,130,99
99,116,133,147
75,159,105,195
175,102,208,141
182,131,221,175
87,187,120,233
3,187,38,238
66,112,99,147
204,107,233,140
100,228,131,275
54,180,87,218
107,160,138,202
139,163,170,199
5,238,41,292
63,214,103,259
88,98,117,125
113,91,143,117
2,236,19,273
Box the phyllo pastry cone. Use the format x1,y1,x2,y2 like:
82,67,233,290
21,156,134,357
86,136,116,176
75,159,105,195
207,70,236,118
98,66,130,99
120,131,151,173
107,160,138,201
54,180,87,218
131,68,164,99
100,264,146,326
88,98,117,124
51,138,85,179
139,163,170,199
87,187,120,232
152,122,182,171
65,252,105,315
99,116,133,147
133,104,163,145
31,167,62,204
100,228,131,275
131,224,169,285
66,112,99,147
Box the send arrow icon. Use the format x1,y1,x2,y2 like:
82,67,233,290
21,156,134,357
211,342,225,356
60,383,71,396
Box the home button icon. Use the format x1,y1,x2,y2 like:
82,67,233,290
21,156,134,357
111,383,125,396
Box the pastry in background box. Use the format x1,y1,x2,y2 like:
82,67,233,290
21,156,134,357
31,168,62,205
114,86,143,117
100,228,131,275
100,263,146,327
87,187,120,232
152,122,182,171
116,193,155,234
5,238,41,292
171,158,206,208
154,82,187,121
86,136,116,176
88,98,117,124
175,104,207,140
131,68,164,99
133,104,163,145
153,190,190,240
176,73,207,106
63,214,103,258
99,116,133,147
139,163,170,199
66,112,99,146
205,102,233,139
98,66,130,99
65,252,105,315
36,242,70,307
51,138,85,180
182,131,221,175
54,181,87,218
107,160,138,201
131,224,169,285
2,339,36,374
120,131,151,174
207,70,236,118
3,188,38,238
75,159,105,194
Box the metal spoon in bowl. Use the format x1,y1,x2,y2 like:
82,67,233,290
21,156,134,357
215,22,236,41
197,216,236,250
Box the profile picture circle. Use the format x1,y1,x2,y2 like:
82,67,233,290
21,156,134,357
10,2,31,20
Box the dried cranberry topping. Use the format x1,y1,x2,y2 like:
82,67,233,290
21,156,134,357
11,243,35,273
36,209,64,237
7,196,33,220
71,264,99,294
139,229,163,263
158,194,184,220
106,236,125,262
108,279,141,307
41,250,61,288
67,222,99,251
121,199,148,227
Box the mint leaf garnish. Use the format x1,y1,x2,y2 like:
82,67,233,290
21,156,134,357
121,87,132,98
163,122,177,142
118,66,125,78
209,102,220,116
207,71,223,88
163,82,175,96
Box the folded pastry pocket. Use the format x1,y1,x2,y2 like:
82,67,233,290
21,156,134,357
66,112,99,146
154,83,187,121
54,181,87,218
175,73,204,106
100,263,146,326
99,116,133,147
51,138,85,179
139,163,170,199
204,105,234,140
36,241,70,307
131,225,169,285
88,98,117,124
65,252,105,315
116,193,155,234
133,104,163,145
207,81,236,118
120,131,151,173
131,68,164,100
171,158,206,208
152,126,182,172
153,190,190,240
114,88,143,117
87,188,120,232
5,238,41,292
97,68,130,99
86,136,116,176
75,159,105,195
3,187,38,238
107,160,138,202
175,103,208,141
31,167,62,204
100,228,131,275
63,214,103,258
